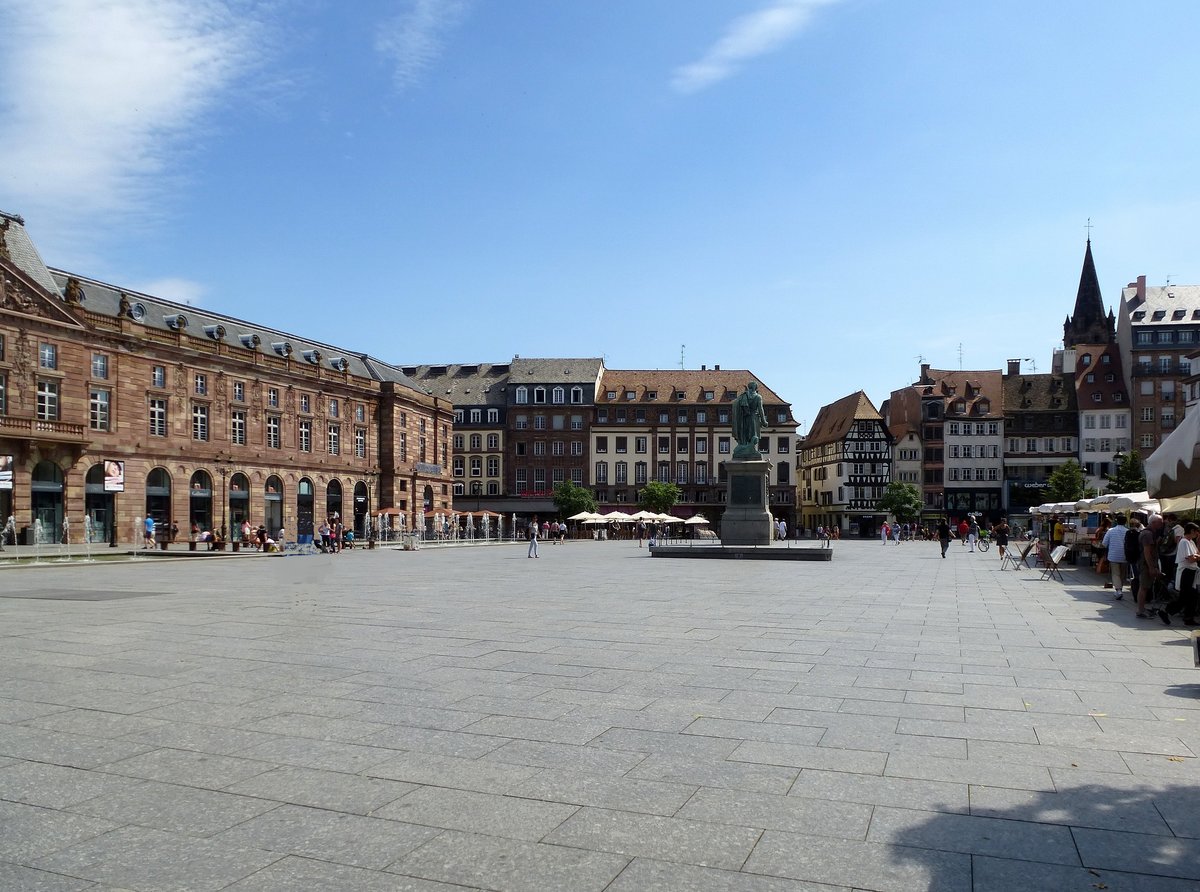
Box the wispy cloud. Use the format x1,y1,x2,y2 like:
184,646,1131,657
133,277,208,306
0,0,266,253
376,0,471,92
672,0,841,94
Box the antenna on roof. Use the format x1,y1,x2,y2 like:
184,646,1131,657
1084,217,1093,242
957,343,964,370
915,354,926,365
680,344,686,370
1023,357,1038,373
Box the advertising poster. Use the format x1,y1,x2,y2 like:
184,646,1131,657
0,454,13,491
103,460,125,493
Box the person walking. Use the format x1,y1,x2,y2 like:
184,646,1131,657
881,522,890,545
1101,514,1130,599
143,515,155,548
937,518,951,558
1136,515,1165,618
528,516,540,558
1159,522,1200,626
968,518,980,552
993,517,1010,562
636,520,645,548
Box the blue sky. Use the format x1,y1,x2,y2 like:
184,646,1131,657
2,0,1199,430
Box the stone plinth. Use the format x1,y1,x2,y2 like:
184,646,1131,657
720,459,772,546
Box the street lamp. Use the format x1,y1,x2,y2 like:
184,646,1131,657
217,458,228,541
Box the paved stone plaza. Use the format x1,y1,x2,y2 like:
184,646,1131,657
1,538,1199,891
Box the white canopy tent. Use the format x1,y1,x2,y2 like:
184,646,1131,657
1147,407,1200,499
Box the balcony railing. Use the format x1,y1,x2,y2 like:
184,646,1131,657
0,416,88,441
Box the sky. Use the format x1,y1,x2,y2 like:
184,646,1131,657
2,0,1199,431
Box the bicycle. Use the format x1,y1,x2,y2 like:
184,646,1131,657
976,532,991,552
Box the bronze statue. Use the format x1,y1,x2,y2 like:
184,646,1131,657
731,381,767,459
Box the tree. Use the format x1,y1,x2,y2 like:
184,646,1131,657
877,482,922,523
1105,450,1147,494
638,481,681,515
552,481,596,519
1046,459,1086,502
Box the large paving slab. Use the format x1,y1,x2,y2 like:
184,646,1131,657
0,538,1198,889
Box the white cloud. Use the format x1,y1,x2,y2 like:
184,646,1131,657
672,0,841,94
0,0,266,248
375,0,471,91
133,277,207,306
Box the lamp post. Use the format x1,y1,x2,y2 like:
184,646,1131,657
217,459,228,542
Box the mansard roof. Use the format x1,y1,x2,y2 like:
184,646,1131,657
595,369,790,412
0,211,59,294
400,362,511,407
1001,373,1078,414
509,357,604,385
46,267,428,393
916,367,1004,419
806,391,884,447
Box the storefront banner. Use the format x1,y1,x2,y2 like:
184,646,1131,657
0,454,13,491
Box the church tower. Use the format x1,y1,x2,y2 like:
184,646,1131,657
1063,239,1116,347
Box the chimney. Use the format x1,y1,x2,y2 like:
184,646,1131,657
920,362,931,384
1006,359,1021,376
701,364,706,370
714,364,720,371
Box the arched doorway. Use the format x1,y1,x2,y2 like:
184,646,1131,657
264,475,283,537
145,468,171,535
297,478,314,543
84,463,113,543
189,470,213,534
229,472,249,531
326,479,343,524
31,461,64,542
353,481,368,537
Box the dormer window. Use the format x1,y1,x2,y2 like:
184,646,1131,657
647,390,658,400
976,399,990,414
1152,310,1166,320
203,324,225,340
515,386,528,404
1081,354,1092,366
552,386,565,404
239,333,260,349
533,387,546,404
606,390,617,400
570,386,583,404
625,390,636,400
1133,310,1146,321
953,400,966,414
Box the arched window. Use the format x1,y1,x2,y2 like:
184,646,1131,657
470,433,482,450
571,386,583,404
533,386,546,404
515,386,528,404
552,386,565,404
487,433,500,449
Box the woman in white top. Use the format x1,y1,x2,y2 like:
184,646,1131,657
1158,522,1200,625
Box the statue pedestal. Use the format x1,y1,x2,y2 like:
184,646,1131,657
720,459,772,546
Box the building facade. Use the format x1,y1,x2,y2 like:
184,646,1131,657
0,212,453,544
1117,275,1200,461
799,391,891,536
1001,359,1080,511
592,368,796,526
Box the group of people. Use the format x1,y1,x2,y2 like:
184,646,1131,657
1098,511,1200,623
317,515,354,552
525,516,568,557
238,519,283,552
932,516,1011,559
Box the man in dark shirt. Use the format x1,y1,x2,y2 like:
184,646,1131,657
1136,515,1165,618
937,519,951,559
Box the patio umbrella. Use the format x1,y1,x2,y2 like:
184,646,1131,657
683,514,710,525
602,511,633,522
1148,407,1200,499
628,510,658,521
567,511,597,521
1109,493,1157,513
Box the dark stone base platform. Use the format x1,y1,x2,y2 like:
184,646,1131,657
650,545,832,561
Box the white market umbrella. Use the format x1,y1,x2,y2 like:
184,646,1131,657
683,514,710,525
1109,492,1157,513
602,511,634,522
567,511,598,521
1148,407,1200,499
628,510,658,521
655,513,681,523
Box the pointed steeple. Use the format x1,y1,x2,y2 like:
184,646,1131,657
1064,239,1115,347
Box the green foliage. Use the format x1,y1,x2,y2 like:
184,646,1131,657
877,482,923,523
638,481,681,514
1046,460,1086,501
552,481,596,518
1105,450,1147,494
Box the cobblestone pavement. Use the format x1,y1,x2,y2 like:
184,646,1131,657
1,538,1198,891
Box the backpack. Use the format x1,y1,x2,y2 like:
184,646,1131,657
1124,528,1140,564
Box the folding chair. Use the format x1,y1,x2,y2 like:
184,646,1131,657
1039,545,1068,582
1001,539,1037,571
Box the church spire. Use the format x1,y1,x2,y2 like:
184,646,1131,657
1064,237,1114,347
